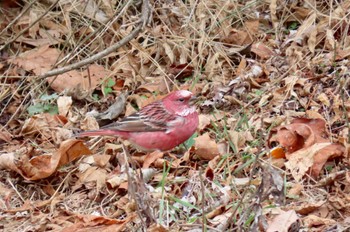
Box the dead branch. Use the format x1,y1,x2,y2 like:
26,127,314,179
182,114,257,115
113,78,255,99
37,0,151,80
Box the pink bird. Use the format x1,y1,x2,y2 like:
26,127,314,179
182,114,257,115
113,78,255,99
78,90,199,151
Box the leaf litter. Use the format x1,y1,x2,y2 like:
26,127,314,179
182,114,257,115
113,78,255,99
1,0,350,231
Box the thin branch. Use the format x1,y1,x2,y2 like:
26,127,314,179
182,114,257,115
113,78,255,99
0,0,37,37
37,0,151,80
0,0,60,51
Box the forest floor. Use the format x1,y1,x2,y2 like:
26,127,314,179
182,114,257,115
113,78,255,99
1,0,350,231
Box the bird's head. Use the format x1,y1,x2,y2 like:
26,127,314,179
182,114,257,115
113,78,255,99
162,90,197,116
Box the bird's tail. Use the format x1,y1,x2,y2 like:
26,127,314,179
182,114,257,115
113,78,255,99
76,129,120,137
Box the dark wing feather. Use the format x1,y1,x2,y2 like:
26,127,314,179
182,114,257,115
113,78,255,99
101,101,180,132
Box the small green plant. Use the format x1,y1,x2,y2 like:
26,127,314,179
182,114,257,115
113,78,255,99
92,93,99,101
102,78,116,96
288,21,299,30
158,161,172,224
27,93,59,115
184,132,197,149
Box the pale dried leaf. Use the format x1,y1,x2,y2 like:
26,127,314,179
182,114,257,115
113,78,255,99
267,210,299,232
285,143,330,181
163,43,175,63
80,116,99,131
57,96,72,116
194,133,220,160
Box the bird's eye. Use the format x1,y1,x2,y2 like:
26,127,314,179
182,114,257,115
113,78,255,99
178,98,185,102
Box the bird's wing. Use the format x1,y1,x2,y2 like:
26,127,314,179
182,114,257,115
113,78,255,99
101,101,184,132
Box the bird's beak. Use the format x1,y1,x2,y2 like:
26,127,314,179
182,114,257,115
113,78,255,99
189,96,198,106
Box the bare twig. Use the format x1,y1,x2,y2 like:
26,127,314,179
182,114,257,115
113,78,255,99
0,0,60,51
199,169,207,232
0,0,37,37
37,0,152,80
121,144,156,229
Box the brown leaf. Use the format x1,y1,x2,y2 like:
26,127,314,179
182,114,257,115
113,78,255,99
267,210,300,232
287,183,303,197
228,130,253,152
93,154,111,168
148,224,168,232
10,46,62,74
57,96,73,116
143,150,164,168
325,48,350,61
311,143,344,177
251,42,275,59
269,118,345,179
302,215,336,228
169,64,194,80
194,133,220,160
221,29,252,46
285,143,330,181
57,139,92,166
0,130,12,143
80,116,99,131
245,20,260,35
76,166,107,190
137,77,167,94
48,64,108,93
10,46,110,94
293,201,326,215
268,118,328,155
15,139,91,180
21,113,67,137
163,43,175,63
269,147,286,159
198,114,212,131
206,205,226,219
198,113,225,131
0,152,21,173
61,213,133,232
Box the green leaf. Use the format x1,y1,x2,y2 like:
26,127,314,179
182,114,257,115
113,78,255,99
92,94,99,101
106,78,116,87
40,93,58,101
103,87,113,95
46,105,58,115
188,217,198,223
184,132,197,149
288,21,299,30
170,196,200,211
27,103,45,115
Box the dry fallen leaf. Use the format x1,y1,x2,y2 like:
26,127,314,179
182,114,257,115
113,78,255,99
228,130,253,152
0,139,91,180
267,210,300,232
169,63,194,80
10,46,110,94
251,42,275,59
285,143,330,181
194,133,220,160
47,64,108,93
142,150,164,168
293,200,326,215
57,96,72,116
0,129,12,143
76,166,107,190
302,214,336,229
10,46,62,74
21,113,67,136
93,154,111,168
61,213,133,232
269,118,345,179
80,115,99,131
